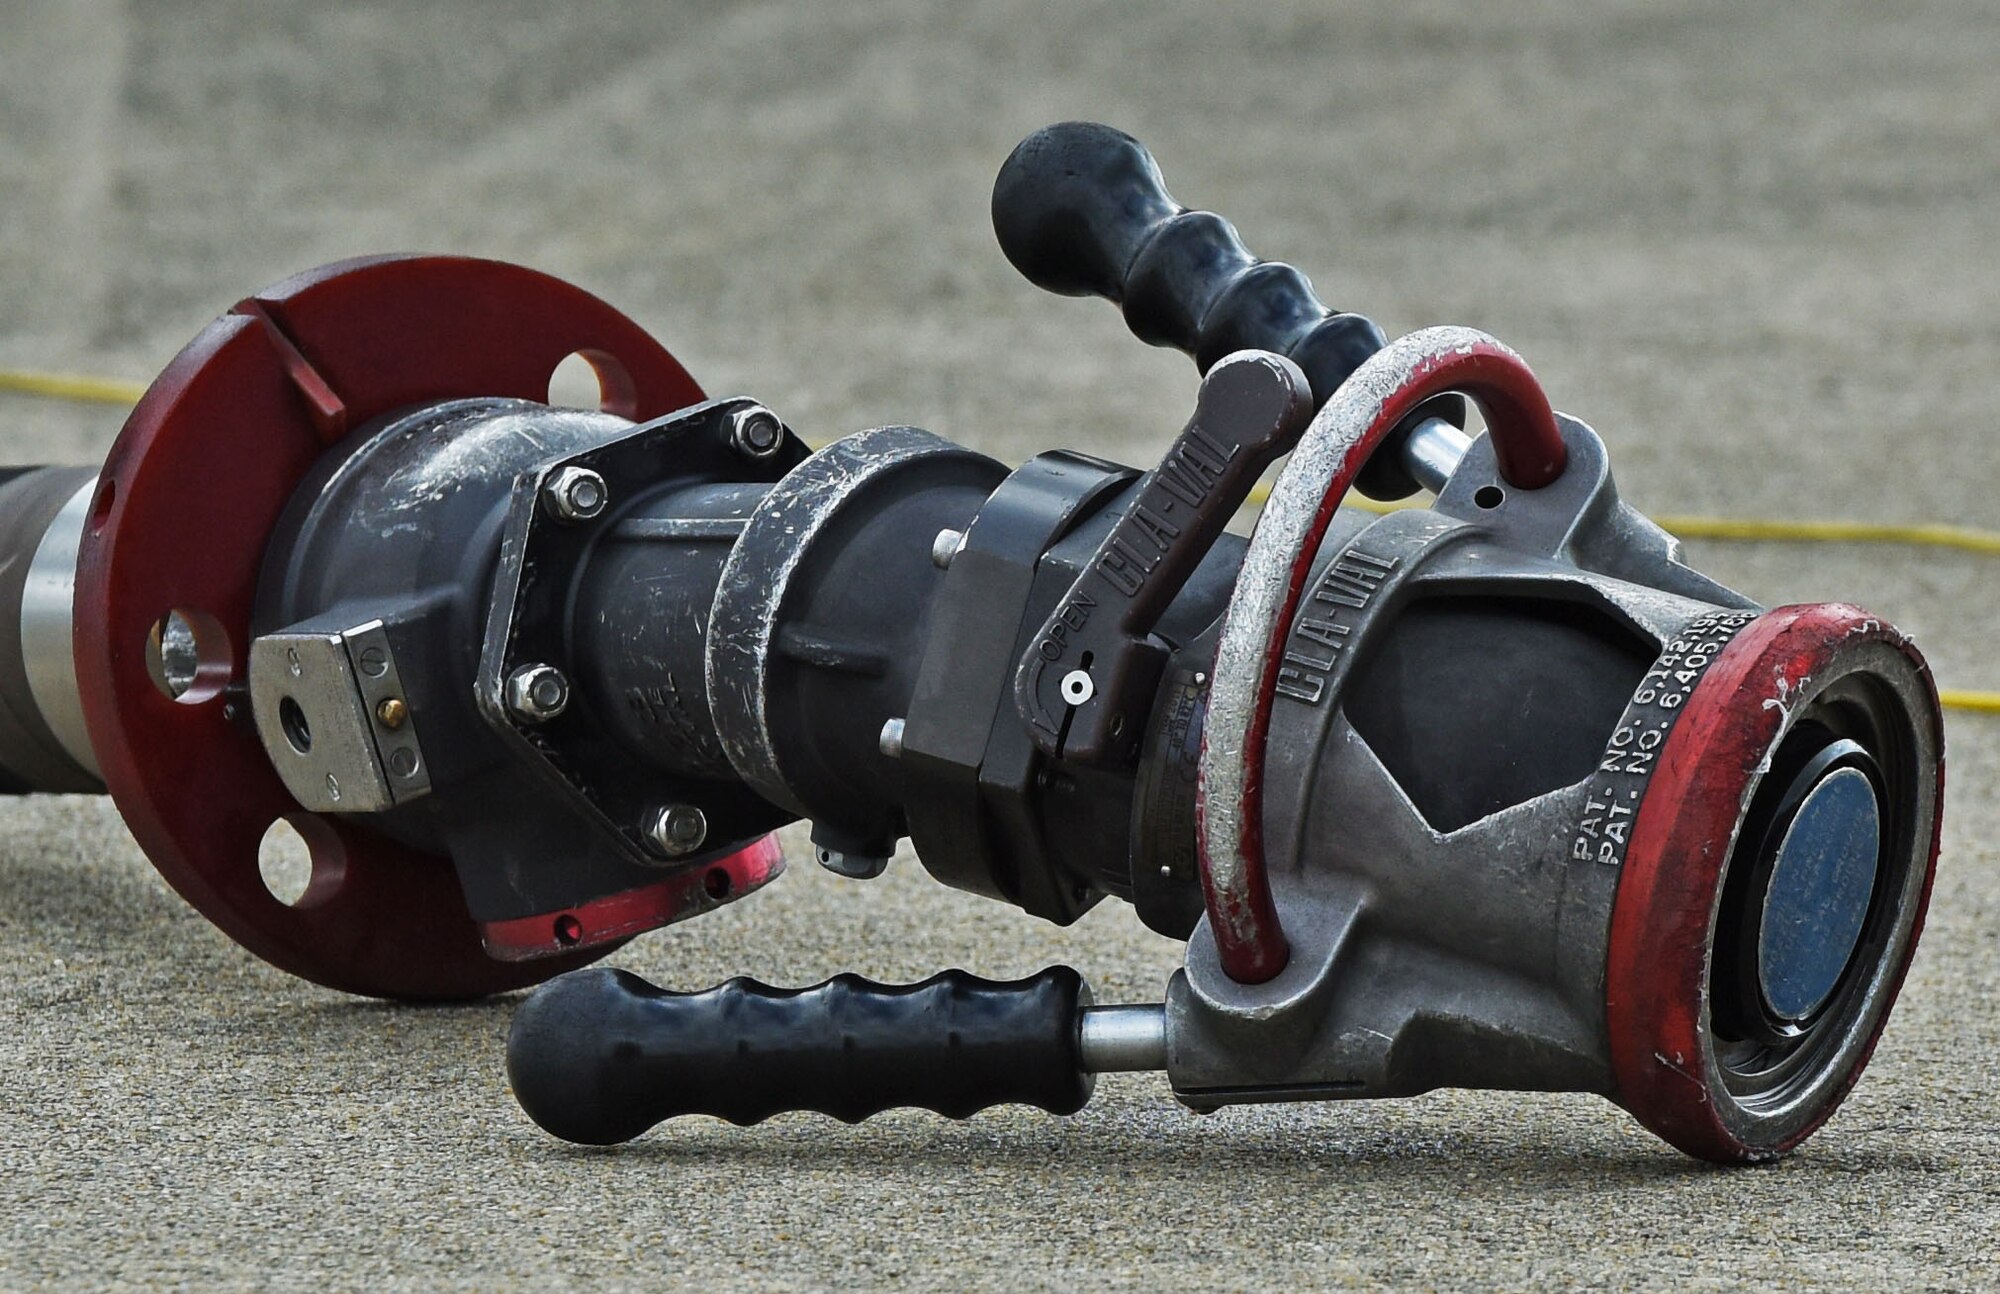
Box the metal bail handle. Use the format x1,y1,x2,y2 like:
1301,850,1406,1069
1198,329,1566,984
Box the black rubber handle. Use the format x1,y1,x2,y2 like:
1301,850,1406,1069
993,122,1447,498
507,965,1095,1144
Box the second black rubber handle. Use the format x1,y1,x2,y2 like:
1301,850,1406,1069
508,965,1095,1144
992,122,1441,497
992,121,1389,400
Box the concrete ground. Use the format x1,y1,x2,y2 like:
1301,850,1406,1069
2,2,1997,1289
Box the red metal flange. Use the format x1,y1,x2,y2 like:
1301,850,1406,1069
1605,603,1945,1161
480,834,787,961
1197,326,1565,984
73,254,781,1000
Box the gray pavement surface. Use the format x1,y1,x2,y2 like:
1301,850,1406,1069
2,2,1998,1289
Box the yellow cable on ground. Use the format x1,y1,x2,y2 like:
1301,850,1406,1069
7,363,1999,713
1652,515,2000,558
0,367,149,406
1251,484,2000,556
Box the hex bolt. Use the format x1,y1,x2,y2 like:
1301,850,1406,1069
541,465,610,523
643,804,709,858
725,405,787,460
506,663,571,722
931,528,965,570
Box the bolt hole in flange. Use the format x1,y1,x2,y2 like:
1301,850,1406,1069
144,609,232,704
1474,484,1506,510
257,819,313,905
553,914,584,946
88,478,116,536
256,815,349,909
546,349,637,417
704,868,733,900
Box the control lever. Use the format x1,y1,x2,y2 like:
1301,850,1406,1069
1012,351,1312,761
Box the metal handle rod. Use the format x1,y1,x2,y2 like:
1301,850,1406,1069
1399,417,1473,495
1078,1003,1167,1073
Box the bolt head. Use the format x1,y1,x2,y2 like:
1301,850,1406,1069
542,465,610,523
644,804,708,857
505,663,570,722
930,528,965,570
725,405,787,460
375,697,409,730
815,846,890,880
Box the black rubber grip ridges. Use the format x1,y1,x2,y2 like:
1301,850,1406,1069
507,965,1095,1144
993,122,1388,398
992,122,1450,498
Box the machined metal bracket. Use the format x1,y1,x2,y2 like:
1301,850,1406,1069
249,618,431,813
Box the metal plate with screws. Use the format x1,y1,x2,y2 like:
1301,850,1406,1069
249,619,432,813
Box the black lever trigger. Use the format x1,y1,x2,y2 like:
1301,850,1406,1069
1014,350,1313,763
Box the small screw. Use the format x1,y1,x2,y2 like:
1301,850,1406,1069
725,405,787,460
931,528,965,570
541,465,610,523
643,804,708,857
285,647,303,678
375,697,409,730
878,716,906,759
505,663,570,722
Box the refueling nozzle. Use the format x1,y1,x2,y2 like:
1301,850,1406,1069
0,126,1941,1165
505,123,1942,1164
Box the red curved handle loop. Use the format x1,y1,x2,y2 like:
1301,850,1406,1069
1195,327,1564,984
